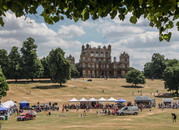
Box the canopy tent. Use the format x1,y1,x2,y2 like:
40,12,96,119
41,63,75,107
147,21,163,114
89,98,97,102
108,97,117,102
88,98,98,108
116,98,127,102
79,98,88,102
98,97,107,102
19,100,29,109
69,98,79,102
1,100,15,109
0,105,7,111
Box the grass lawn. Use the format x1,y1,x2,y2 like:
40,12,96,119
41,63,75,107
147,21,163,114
0,78,179,130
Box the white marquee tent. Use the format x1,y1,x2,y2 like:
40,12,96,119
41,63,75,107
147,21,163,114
79,98,88,102
98,97,107,102
1,100,16,117
108,97,117,102
89,98,97,102
69,98,79,102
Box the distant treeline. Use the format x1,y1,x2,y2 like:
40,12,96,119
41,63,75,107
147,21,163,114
0,37,79,82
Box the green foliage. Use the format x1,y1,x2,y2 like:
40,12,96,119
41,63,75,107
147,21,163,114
48,48,70,86
40,57,50,78
144,53,166,79
164,64,179,94
70,63,79,78
0,67,8,99
143,62,153,79
21,37,44,81
8,46,21,81
165,59,179,67
126,69,146,86
0,0,178,41
0,49,9,78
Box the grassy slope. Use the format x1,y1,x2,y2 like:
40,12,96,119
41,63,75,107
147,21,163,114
1,78,179,130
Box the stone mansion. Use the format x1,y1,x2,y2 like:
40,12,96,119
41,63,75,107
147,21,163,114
67,44,130,78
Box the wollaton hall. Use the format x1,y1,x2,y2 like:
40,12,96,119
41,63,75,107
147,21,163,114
67,44,130,78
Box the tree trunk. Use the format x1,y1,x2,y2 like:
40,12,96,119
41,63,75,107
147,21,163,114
176,88,178,96
15,79,17,82
60,82,62,86
31,78,33,82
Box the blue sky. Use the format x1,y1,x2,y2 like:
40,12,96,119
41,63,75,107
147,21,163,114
0,11,179,71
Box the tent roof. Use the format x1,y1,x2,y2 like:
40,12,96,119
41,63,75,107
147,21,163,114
69,98,79,102
116,98,127,102
1,100,16,109
19,100,29,104
0,105,7,111
89,98,97,102
108,97,117,102
79,98,88,102
98,97,107,102
162,98,173,102
135,96,151,101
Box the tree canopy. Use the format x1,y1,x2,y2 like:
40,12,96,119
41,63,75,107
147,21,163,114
164,64,179,95
144,53,166,79
0,49,9,78
21,37,44,81
70,63,79,78
0,67,9,99
126,69,146,86
8,46,21,81
48,48,71,86
0,0,178,41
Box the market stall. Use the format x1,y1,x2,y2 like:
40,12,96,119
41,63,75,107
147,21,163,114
162,98,173,108
134,96,155,108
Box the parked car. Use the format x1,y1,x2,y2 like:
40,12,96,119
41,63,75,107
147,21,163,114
0,116,5,120
17,112,33,121
87,79,92,81
116,106,139,116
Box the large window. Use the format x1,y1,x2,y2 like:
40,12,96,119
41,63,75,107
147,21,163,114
90,52,94,57
105,52,108,57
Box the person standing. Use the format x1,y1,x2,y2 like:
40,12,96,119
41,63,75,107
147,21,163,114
171,113,177,123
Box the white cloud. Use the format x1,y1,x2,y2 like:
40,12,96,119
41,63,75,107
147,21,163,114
58,25,85,39
0,12,83,60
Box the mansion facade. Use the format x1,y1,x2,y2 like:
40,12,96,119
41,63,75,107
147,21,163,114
75,44,130,78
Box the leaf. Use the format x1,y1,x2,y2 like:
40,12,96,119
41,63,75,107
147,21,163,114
167,32,172,42
53,16,60,23
130,16,137,24
176,21,179,31
0,17,4,27
139,0,143,5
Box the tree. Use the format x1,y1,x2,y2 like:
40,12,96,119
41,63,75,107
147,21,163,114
126,69,146,86
40,57,50,78
164,64,179,95
143,53,166,79
0,1,178,41
151,53,166,79
21,37,43,81
143,62,153,78
8,46,21,81
70,63,79,78
0,67,9,99
48,48,70,86
0,49,9,78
